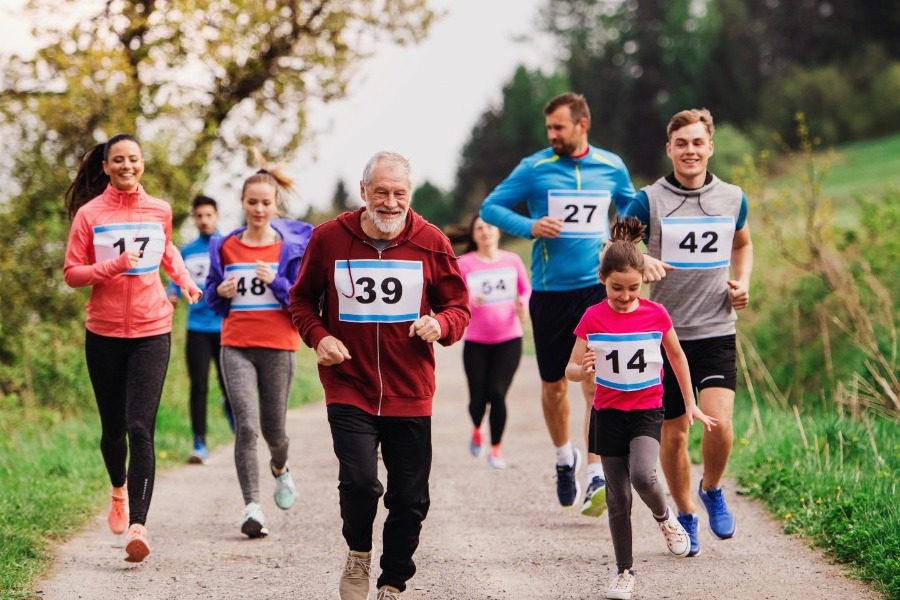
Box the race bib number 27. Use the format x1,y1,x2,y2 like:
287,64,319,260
335,259,424,323
548,190,611,238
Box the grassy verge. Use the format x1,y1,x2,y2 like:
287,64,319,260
0,308,322,599
700,400,899,598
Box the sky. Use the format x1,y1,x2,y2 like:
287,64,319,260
0,0,557,229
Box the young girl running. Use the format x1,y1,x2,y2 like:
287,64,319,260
63,134,202,563
565,217,717,600
456,216,530,468
206,158,313,538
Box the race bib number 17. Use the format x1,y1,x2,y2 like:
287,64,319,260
335,259,424,323
92,222,166,275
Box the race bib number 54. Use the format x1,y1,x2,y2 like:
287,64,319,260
335,259,424,323
587,332,663,391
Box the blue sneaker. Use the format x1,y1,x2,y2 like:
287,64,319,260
188,436,209,464
676,512,701,556
580,475,607,517
555,448,581,507
698,479,735,539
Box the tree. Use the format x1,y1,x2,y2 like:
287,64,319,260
331,179,356,213
0,0,434,387
412,180,453,228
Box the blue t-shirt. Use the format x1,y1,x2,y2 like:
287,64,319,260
480,146,635,292
169,234,223,333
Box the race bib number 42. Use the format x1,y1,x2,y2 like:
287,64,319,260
225,263,280,311
92,222,166,275
548,190,611,239
660,216,735,269
335,259,424,323
587,332,663,391
466,267,517,305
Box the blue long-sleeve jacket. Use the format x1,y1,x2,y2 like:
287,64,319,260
168,233,222,333
205,218,313,318
480,146,635,291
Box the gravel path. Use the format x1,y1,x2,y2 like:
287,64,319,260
37,344,878,599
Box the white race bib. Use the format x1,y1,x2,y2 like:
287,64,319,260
92,222,166,275
183,252,210,288
335,259,423,323
587,332,663,391
548,190,611,239
466,267,517,305
225,263,280,311
660,216,735,269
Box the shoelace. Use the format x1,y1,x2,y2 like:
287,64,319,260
345,555,371,577
708,488,727,511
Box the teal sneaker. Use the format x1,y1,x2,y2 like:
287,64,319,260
272,463,297,510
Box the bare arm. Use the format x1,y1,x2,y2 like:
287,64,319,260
565,337,595,382
661,329,717,430
728,225,753,310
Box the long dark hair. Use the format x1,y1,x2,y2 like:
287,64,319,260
64,133,141,219
600,217,646,277
446,214,480,254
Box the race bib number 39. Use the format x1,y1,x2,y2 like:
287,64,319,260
587,332,663,391
225,263,280,311
466,267,517,305
92,222,166,275
335,259,424,323
548,190,611,238
660,216,735,269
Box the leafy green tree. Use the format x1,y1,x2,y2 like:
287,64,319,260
412,180,453,228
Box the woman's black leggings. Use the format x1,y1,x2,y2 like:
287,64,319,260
462,338,522,445
85,330,170,526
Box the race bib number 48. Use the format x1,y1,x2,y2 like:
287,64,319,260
225,263,280,311
548,190,611,239
587,332,663,391
466,267,517,305
335,259,424,323
660,216,735,269
92,222,166,275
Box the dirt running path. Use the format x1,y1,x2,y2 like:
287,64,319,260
37,344,877,599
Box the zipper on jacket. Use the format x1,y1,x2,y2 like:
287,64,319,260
575,163,582,190
375,247,385,415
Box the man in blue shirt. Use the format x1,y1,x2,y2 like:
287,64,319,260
480,93,636,514
169,195,234,463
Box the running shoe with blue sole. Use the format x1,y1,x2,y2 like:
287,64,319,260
676,512,701,556
555,448,581,507
698,479,736,539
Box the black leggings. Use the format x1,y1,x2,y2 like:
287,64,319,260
85,330,170,526
462,338,522,445
186,331,230,440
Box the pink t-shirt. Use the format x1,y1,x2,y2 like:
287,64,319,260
457,250,531,344
574,298,673,411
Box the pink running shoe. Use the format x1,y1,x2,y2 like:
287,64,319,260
107,490,128,535
124,523,150,563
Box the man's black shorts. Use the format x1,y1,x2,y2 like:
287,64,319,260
529,284,606,382
589,407,664,457
662,334,737,420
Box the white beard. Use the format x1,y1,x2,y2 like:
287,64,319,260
367,207,407,235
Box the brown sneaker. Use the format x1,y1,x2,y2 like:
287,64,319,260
376,585,402,599
339,550,371,599
124,523,150,563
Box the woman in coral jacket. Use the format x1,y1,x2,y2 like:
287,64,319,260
63,134,202,563
205,159,313,539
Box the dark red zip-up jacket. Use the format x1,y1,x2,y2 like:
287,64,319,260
288,208,470,417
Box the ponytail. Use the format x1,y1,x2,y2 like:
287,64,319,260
241,148,294,214
600,217,646,277
64,133,142,220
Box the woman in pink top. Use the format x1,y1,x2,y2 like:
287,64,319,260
63,134,201,563
565,218,715,600
456,216,530,468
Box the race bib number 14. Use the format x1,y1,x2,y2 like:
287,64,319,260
335,259,424,323
587,332,663,391
548,190,611,238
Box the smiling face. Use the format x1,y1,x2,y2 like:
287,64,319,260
360,159,411,239
602,267,643,313
241,182,278,230
102,140,144,191
666,121,714,188
546,105,588,157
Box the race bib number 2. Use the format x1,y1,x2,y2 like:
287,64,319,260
92,222,166,275
660,216,735,269
335,259,424,323
548,190,611,238
587,332,663,391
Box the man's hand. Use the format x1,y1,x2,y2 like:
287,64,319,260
728,279,749,310
642,255,673,283
316,336,352,366
530,216,563,239
409,315,442,343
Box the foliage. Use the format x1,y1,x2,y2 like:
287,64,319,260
412,180,453,228
0,0,434,398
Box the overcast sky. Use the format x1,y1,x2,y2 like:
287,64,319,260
0,0,557,228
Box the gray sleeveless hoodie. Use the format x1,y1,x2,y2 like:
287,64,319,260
645,174,744,340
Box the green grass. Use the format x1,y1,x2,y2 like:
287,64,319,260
0,306,322,599
709,402,900,598
818,134,900,202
